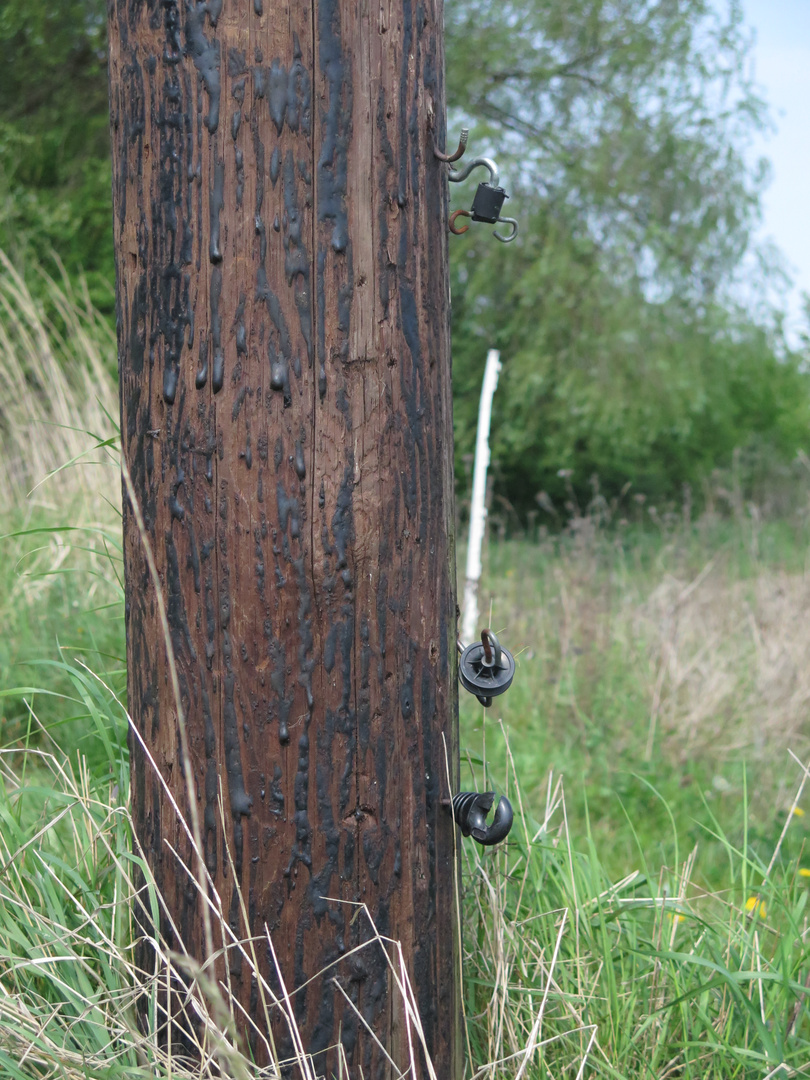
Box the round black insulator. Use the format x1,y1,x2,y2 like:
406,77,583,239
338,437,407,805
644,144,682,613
459,640,515,705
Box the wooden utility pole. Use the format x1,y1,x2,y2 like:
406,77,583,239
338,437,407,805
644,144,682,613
108,0,459,1075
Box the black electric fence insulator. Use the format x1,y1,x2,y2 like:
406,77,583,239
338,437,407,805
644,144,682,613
470,182,508,224
452,791,514,846
458,629,515,708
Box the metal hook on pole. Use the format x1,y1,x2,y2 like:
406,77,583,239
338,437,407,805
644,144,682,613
449,209,472,235
435,125,519,243
434,127,469,163
445,156,518,244
447,157,500,188
493,217,518,244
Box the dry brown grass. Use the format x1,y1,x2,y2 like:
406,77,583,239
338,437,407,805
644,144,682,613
0,250,119,516
468,505,810,826
0,253,120,631
637,559,810,774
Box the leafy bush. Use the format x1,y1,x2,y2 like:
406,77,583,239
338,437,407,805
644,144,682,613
451,203,810,513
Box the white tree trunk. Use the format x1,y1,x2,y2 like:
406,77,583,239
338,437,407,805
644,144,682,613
462,348,501,645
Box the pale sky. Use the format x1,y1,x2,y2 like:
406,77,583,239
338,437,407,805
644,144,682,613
744,0,810,341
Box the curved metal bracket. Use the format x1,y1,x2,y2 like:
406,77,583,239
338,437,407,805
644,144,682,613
452,791,514,846
448,156,500,189
493,216,518,244
434,127,469,163
479,628,501,668
449,209,472,235
441,139,518,244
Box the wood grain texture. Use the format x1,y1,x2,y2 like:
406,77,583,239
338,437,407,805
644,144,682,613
108,0,459,1074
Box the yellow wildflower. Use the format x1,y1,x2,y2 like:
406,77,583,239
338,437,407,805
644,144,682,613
799,868,810,879
745,896,767,918
792,807,805,818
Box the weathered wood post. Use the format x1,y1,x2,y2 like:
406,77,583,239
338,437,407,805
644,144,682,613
107,0,459,1074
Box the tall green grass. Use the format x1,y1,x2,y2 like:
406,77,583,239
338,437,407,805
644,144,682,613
459,724,810,1078
0,253,124,752
2,683,810,1078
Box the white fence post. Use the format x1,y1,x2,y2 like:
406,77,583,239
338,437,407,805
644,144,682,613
462,348,502,645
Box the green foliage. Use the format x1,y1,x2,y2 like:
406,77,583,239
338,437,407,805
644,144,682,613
0,0,113,309
0,511,125,763
445,0,768,291
450,201,810,511
445,0,810,512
